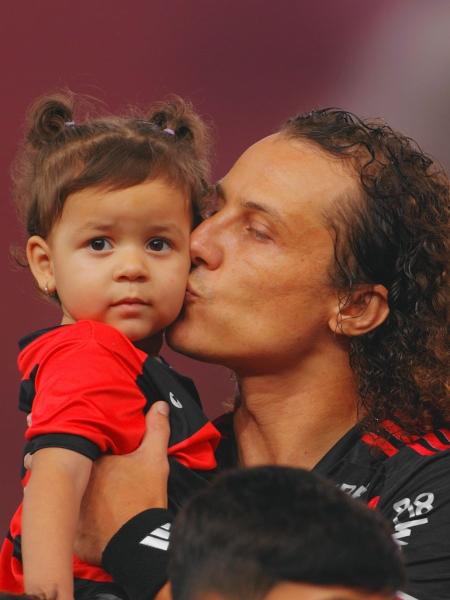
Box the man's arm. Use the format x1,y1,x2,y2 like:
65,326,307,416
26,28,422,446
75,401,172,600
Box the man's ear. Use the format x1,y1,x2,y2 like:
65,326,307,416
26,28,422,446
328,284,389,337
26,235,56,294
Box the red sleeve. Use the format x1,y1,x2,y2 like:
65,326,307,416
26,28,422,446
25,322,147,456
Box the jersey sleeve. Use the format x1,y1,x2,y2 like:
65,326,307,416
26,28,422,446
377,450,450,600
26,325,147,459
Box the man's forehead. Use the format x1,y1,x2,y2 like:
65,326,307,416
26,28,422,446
222,133,357,212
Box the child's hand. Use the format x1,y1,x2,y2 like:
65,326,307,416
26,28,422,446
74,401,171,565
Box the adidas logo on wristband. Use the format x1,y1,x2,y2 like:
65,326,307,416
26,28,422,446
139,522,171,551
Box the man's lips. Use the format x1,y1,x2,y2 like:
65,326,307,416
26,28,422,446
185,285,200,300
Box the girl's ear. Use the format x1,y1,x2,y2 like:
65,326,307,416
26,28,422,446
328,284,390,337
26,236,56,294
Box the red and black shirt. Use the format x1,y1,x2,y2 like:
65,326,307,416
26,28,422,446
216,414,450,600
102,414,450,600
0,320,220,596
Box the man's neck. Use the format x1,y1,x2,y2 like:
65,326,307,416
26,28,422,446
233,349,360,470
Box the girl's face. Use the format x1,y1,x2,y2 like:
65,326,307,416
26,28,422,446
27,178,192,342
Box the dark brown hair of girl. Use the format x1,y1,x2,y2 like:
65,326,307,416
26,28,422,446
12,90,211,244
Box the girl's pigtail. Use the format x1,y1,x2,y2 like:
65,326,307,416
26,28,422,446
147,96,210,162
27,93,75,149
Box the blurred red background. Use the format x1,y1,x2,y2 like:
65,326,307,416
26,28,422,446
1,0,448,531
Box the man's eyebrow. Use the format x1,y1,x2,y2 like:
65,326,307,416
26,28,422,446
215,182,285,223
241,199,284,223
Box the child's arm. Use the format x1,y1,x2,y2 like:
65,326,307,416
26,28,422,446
22,447,93,600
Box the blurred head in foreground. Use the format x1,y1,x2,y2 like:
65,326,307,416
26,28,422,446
169,466,405,600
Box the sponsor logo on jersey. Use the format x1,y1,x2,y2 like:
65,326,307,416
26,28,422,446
169,391,183,409
340,483,368,498
392,492,434,546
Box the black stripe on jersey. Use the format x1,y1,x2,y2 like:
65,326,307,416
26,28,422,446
18,326,60,350
138,357,203,416
434,429,450,446
139,357,209,448
440,429,450,442
24,434,101,461
381,421,450,455
378,425,407,450
19,364,38,414
414,432,450,454
6,531,22,562
409,438,439,454
167,457,215,512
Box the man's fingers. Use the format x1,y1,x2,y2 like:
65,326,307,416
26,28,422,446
75,401,172,563
136,401,170,460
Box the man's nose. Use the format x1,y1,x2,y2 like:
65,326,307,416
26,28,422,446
190,216,223,270
113,248,148,281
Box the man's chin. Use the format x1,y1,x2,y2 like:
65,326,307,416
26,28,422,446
166,316,194,354
165,317,215,363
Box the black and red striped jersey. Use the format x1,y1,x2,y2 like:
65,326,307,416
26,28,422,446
215,414,450,600
0,320,220,597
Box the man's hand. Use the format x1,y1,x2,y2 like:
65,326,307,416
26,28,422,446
74,401,170,565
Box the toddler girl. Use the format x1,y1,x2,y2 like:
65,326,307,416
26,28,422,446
0,93,220,600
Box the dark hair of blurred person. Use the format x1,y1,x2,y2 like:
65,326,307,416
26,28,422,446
169,466,405,600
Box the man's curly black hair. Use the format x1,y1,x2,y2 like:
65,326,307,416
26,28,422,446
282,109,449,434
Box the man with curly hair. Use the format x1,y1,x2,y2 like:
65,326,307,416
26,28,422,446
75,109,449,600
